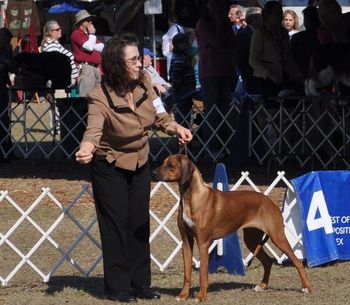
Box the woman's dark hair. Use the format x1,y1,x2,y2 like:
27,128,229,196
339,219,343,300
262,0,282,20
302,5,321,30
101,33,144,97
172,32,190,53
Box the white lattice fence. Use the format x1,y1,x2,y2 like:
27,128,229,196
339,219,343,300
0,171,303,287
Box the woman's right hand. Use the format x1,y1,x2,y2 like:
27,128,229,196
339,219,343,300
75,141,95,164
75,150,93,164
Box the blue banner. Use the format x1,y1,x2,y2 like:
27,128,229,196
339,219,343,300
292,171,350,267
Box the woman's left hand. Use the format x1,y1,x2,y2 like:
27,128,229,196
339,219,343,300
176,125,193,145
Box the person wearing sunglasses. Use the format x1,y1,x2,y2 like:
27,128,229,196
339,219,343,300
41,20,79,85
71,10,104,97
75,33,192,302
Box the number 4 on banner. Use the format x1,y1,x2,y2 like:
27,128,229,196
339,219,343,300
306,191,334,234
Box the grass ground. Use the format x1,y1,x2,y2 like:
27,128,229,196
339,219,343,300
1,160,349,305
1,201,349,305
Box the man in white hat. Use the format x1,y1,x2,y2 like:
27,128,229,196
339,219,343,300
71,9,104,97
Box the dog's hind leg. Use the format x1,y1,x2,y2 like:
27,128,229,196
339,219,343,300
243,228,273,291
245,233,270,267
269,231,311,293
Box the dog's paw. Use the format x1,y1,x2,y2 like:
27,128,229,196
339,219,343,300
194,291,206,302
194,297,206,303
254,283,267,292
254,285,263,292
175,296,186,301
301,287,311,294
175,294,188,301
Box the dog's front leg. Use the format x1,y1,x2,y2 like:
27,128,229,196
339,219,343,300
177,220,194,300
196,240,210,302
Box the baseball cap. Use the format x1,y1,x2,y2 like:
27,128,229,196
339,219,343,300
143,48,154,57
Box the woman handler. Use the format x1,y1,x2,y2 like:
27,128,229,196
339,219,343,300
75,33,192,303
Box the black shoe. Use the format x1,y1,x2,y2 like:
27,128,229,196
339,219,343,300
105,292,138,303
131,287,161,300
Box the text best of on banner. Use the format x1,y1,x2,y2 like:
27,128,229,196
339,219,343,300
292,171,350,267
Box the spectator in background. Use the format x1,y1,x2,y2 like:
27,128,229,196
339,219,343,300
228,4,246,34
318,0,350,43
283,9,300,38
161,15,185,78
249,0,303,110
41,20,79,85
41,20,79,130
0,28,15,163
196,0,237,157
291,6,321,79
168,33,196,127
317,0,350,95
71,10,104,97
236,7,263,95
142,48,171,96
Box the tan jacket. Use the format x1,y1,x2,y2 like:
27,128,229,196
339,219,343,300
82,73,173,171
249,26,302,84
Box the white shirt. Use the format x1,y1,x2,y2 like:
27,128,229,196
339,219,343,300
145,65,171,89
161,23,185,57
82,34,104,52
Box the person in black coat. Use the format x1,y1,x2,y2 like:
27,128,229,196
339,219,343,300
0,28,15,162
168,32,196,127
290,5,321,79
236,7,262,95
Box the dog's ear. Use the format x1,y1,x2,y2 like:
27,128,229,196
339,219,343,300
179,156,195,185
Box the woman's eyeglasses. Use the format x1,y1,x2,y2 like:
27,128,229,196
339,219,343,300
51,27,61,32
125,56,141,65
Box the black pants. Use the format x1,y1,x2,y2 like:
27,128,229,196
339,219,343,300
91,156,151,295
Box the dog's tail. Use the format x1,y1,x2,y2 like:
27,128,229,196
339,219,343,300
246,234,270,267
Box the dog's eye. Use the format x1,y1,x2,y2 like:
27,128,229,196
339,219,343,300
166,163,174,169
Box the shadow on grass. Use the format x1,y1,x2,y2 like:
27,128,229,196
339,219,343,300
45,275,257,299
158,281,259,299
207,280,255,292
45,276,104,298
45,275,182,299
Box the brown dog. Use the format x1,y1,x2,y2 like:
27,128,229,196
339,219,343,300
154,154,311,302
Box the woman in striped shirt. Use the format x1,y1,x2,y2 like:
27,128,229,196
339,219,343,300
41,20,79,85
